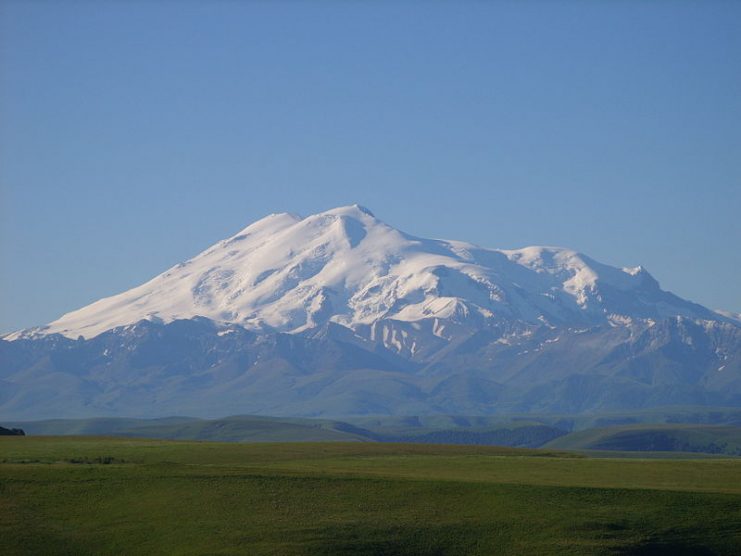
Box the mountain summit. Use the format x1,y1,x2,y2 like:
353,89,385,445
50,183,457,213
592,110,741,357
8,205,727,341
2,206,739,419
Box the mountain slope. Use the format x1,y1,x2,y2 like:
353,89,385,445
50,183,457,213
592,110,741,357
1,205,739,419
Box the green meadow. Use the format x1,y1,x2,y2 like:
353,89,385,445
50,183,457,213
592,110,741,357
1,437,740,555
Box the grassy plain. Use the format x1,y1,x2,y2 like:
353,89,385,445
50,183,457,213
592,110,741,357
1,436,740,555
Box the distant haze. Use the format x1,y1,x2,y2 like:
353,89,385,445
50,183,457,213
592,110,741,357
1,1,739,333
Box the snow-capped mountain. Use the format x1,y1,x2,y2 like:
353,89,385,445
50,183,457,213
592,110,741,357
7,204,728,341
2,205,739,420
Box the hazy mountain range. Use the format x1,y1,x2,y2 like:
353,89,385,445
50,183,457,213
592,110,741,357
2,205,739,420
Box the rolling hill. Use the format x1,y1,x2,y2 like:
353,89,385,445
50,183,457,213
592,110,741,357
546,424,741,455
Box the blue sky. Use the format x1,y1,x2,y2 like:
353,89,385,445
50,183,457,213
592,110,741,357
1,1,739,333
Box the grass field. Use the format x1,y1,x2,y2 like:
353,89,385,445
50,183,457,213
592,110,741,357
2,437,741,555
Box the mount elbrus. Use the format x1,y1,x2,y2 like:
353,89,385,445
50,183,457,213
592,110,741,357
2,205,739,419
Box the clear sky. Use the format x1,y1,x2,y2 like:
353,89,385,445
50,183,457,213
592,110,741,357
1,1,739,334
